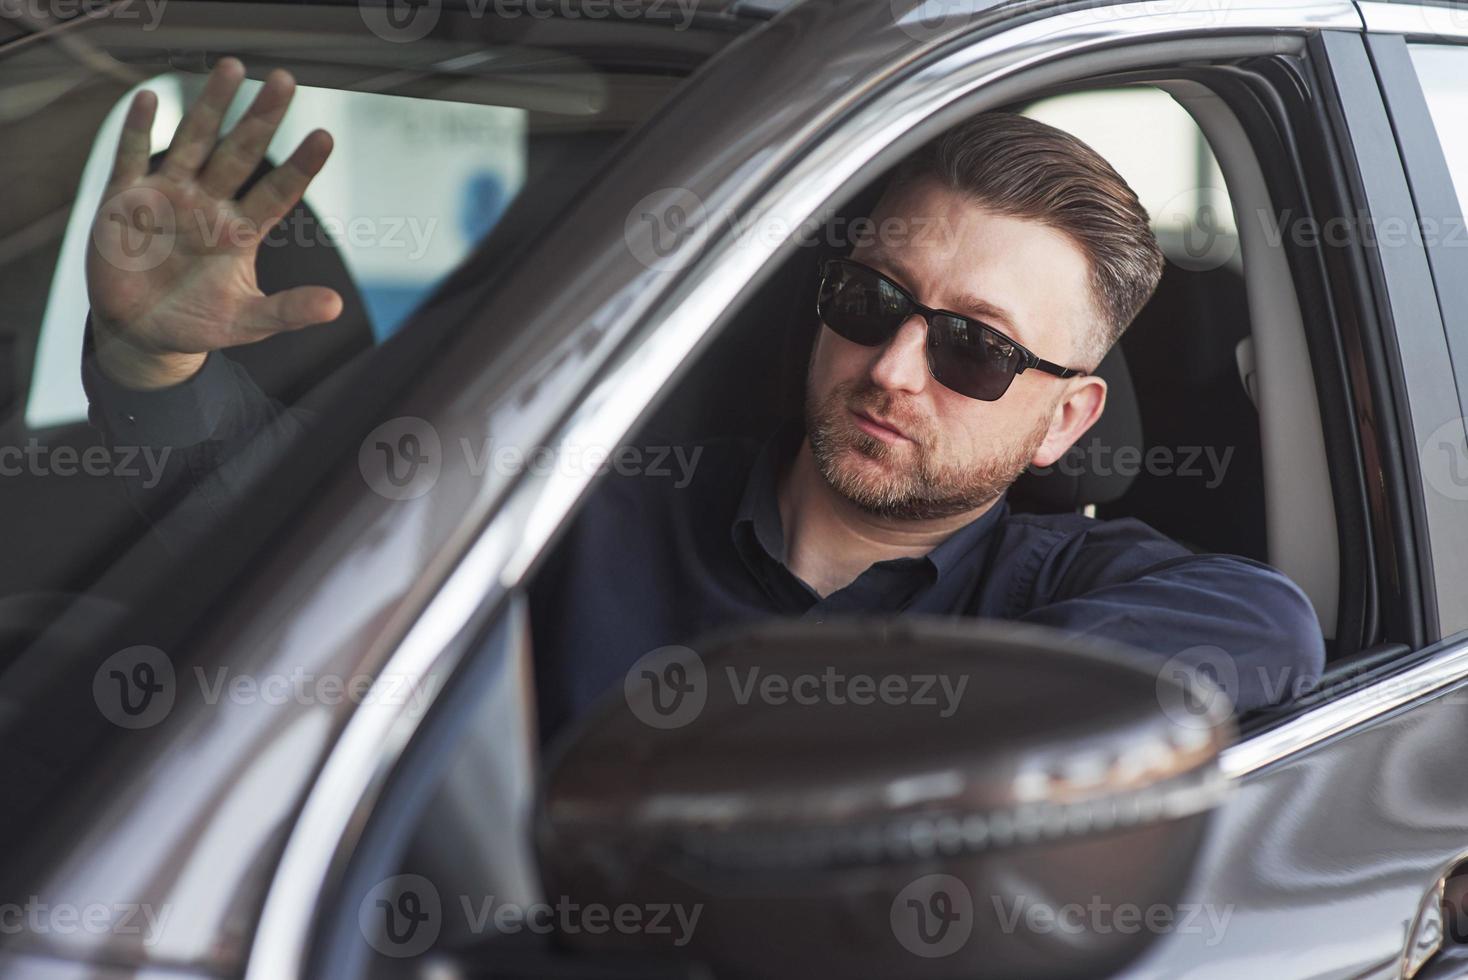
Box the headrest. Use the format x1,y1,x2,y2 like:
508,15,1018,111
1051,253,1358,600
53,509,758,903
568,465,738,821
1010,343,1144,511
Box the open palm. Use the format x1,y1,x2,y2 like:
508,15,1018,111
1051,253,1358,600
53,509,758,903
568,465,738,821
86,58,340,388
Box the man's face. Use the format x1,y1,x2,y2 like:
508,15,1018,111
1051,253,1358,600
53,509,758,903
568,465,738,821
805,177,1108,521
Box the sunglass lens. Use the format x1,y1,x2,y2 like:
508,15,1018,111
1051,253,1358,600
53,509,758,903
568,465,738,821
927,313,1024,401
817,262,906,346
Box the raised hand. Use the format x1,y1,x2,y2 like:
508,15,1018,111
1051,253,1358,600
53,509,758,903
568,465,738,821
86,58,341,390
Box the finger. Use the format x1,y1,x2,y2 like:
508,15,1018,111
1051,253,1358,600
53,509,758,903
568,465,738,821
238,129,333,229
239,285,344,338
108,89,157,187
197,69,297,201
158,57,246,182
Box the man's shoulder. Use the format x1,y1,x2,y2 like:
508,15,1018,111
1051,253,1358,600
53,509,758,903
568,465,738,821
997,507,1308,603
997,508,1189,562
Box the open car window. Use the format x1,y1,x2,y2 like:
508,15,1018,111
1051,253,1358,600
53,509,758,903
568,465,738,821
356,68,1345,977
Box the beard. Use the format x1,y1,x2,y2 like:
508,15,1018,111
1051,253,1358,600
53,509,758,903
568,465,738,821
805,376,1052,521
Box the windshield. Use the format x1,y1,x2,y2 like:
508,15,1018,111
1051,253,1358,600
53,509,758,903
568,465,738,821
0,0,732,857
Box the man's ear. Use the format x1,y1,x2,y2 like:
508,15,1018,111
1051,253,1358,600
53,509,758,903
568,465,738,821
1030,376,1107,469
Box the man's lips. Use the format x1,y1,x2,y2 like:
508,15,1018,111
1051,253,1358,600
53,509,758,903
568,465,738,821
850,409,913,444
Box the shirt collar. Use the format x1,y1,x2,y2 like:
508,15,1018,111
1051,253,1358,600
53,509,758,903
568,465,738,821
732,422,803,569
731,421,1009,582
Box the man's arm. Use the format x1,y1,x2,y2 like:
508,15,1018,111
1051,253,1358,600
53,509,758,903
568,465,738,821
1013,515,1327,714
81,59,339,545
82,318,311,550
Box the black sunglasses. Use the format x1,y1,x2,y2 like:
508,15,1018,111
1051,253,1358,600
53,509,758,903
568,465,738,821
816,257,1085,401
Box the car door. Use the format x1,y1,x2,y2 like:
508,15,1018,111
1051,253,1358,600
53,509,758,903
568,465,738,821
1032,8,1468,978
8,1,1461,978
256,2,1468,978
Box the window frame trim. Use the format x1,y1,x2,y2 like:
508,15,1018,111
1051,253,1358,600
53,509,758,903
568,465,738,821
1367,30,1468,635
1315,28,1468,644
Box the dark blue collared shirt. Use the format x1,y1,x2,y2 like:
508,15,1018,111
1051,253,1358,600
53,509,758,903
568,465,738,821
728,424,1005,619
530,424,1325,737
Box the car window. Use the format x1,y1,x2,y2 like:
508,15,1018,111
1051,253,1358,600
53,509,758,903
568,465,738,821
358,76,1334,978
27,75,528,429
1408,44,1468,217
1021,89,1268,565
1024,88,1239,274
0,18,694,588
0,8,723,837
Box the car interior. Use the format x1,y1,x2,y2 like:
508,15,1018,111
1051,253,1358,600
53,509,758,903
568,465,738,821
635,81,1341,649
377,74,1377,972
0,11,1431,977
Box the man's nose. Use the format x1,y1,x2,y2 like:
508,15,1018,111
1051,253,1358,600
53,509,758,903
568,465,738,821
867,315,929,394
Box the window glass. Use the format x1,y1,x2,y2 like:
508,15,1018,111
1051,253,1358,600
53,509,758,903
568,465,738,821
0,8,720,795
1025,88,1238,273
29,75,527,428
0,15,702,597
1409,44,1468,217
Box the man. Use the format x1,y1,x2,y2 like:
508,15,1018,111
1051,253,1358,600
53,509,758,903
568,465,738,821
85,61,1325,735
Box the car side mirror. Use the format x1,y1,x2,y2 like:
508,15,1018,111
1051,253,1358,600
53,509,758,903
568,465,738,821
535,617,1235,979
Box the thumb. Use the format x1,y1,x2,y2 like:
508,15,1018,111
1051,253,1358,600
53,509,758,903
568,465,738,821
240,285,345,338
